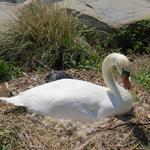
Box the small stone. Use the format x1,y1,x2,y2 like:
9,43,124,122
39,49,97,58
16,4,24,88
147,114,150,119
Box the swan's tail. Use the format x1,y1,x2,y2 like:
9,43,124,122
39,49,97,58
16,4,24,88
0,97,23,106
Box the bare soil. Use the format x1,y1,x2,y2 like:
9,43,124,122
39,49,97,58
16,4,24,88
0,55,150,150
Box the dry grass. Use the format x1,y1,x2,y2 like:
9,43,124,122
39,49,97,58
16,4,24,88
0,56,150,150
0,1,91,69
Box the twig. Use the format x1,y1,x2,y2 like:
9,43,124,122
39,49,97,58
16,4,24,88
115,128,133,147
108,140,137,149
76,135,99,150
68,69,87,80
5,82,16,96
108,121,150,130
130,143,140,150
91,121,150,134
5,82,10,91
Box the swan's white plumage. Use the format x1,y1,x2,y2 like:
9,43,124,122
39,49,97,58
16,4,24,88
0,53,133,122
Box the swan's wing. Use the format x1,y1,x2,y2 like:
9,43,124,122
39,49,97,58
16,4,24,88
1,79,116,121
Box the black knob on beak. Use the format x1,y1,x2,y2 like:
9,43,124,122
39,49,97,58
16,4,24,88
122,68,130,78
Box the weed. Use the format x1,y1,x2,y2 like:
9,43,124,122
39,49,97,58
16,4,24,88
0,60,22,82
102,20,150,54
0,128,18,150
132,70,150,91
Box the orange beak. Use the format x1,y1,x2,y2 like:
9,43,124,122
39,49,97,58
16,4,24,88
122,75,131,90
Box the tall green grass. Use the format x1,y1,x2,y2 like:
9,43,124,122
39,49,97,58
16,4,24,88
0,1,91,69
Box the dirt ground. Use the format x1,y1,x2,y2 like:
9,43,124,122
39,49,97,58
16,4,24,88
0,55,150,150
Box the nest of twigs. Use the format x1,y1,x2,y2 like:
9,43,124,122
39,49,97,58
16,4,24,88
0,56,150,150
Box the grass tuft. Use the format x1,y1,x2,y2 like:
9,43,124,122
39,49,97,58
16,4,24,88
132,70,150,91
0,1,91,69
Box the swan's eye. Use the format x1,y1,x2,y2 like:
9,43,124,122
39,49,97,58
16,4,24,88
122,68,130,78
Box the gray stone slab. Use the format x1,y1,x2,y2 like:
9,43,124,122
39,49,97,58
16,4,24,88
0,0,150,31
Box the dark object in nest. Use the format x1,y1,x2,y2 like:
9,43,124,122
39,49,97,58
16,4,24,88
45,70,73,83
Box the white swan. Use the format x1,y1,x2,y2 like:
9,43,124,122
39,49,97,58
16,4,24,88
0,53,133,122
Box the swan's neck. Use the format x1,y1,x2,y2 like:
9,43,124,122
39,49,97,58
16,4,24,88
102,54,122,100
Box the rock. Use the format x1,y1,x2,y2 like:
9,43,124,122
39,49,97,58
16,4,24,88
0,2,16,28
0,0,150,32
0,0,25,3
60,0,150,28
0,0,16,3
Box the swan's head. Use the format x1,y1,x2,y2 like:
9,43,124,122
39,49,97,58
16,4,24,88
115,54,131,90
